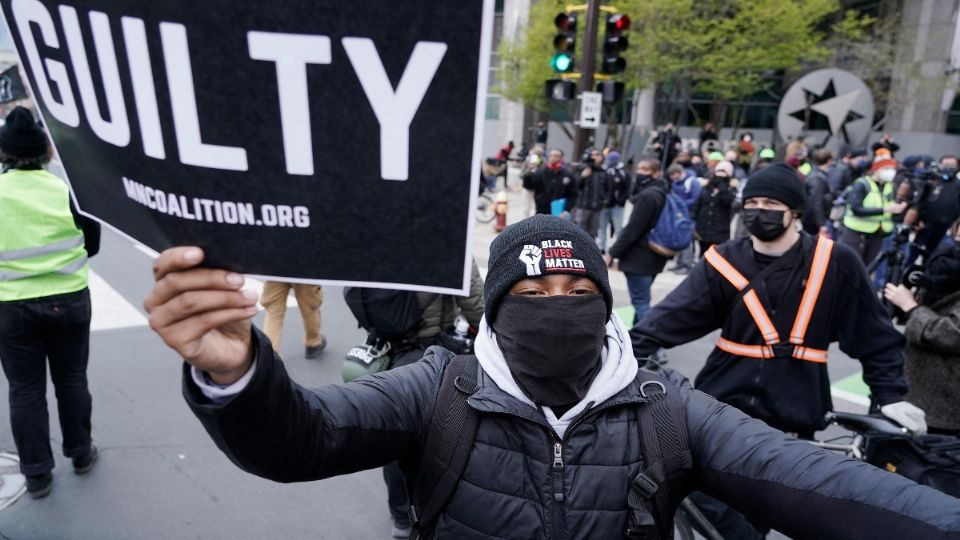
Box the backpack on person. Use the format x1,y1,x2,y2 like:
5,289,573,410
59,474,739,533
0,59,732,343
865,433,960,498
407,351,693,539
341,288,423,382
648,192,695,257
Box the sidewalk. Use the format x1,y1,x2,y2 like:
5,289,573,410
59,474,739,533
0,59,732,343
470,167,686,311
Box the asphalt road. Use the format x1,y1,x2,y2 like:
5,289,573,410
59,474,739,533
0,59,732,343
0,182,870,539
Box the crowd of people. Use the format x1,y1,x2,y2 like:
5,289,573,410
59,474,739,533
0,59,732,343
4,98,960,539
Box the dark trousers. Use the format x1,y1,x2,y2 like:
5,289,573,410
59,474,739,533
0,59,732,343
383,461,410,526
0,288,93,476
839,227,886,267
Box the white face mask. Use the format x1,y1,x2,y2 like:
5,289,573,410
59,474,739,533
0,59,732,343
876,168,896,183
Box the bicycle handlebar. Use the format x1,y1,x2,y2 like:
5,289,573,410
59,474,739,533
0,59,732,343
823,411,909,436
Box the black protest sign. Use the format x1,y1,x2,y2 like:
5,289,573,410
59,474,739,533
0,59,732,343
0,65,27,104
0,0,491,293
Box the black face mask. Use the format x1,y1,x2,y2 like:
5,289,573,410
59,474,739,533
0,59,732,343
742,208,789,241
494,294,607,410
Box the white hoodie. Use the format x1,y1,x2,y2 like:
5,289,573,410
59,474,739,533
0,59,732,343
474,311,639,439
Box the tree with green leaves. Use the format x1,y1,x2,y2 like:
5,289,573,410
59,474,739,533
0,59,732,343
498,0,842,149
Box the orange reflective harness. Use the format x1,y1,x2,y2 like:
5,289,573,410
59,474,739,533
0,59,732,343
704,237,834,363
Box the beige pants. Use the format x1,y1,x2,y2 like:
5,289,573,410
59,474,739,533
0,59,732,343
260,281,323,351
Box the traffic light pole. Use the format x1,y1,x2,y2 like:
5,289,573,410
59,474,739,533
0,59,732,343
574,0,601,161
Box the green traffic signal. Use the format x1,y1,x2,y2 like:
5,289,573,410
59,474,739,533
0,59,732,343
551,53,574,73
552,12,576,73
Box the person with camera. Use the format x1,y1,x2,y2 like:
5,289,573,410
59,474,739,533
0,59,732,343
692,160,736,256
573,148,612,240
629,163,927,538
840,151,907,265
146,214,960,539
884,218,960,436
653,123,681,171
912,155,960,263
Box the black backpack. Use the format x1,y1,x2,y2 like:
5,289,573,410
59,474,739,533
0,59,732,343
407,353,692,539
866,433,960,498
343,288,423,342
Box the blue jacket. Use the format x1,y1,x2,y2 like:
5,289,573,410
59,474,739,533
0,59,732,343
671,174,701,211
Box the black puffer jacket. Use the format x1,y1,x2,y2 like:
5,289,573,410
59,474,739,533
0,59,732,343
574,164,611,211
523,164,577,215
693,180,735,245
185,330,960,539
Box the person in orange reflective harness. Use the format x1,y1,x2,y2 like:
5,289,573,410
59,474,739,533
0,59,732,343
632,162,928,538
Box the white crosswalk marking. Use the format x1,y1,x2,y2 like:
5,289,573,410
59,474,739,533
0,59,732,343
89,270,147,331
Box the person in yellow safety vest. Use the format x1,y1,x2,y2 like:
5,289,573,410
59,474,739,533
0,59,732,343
839,150,907,265
630,162,926,539
0,107,101,499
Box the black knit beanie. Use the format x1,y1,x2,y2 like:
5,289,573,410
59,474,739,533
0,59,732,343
0,107,48,159
484,215,612,325
742,162,806,210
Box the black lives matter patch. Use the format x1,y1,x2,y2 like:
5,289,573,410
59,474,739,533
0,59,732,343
518,239,586,277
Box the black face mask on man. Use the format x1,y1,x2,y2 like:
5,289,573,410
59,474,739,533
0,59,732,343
742,208,789,241
494,294,607,410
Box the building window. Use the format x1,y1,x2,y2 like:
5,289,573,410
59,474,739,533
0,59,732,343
484,0,505,120
486,96,501,120
947,95,960,135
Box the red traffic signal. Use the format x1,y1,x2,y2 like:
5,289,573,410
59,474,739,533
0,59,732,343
607,14,630,32
600,13,630,74
555,13,577,32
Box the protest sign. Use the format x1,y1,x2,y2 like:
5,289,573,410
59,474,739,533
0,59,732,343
0,65,27,104
0,0,491,293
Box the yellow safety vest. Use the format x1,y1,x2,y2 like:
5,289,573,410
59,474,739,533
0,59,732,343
843,176,894,234
703,236,834,363
0,168,89,301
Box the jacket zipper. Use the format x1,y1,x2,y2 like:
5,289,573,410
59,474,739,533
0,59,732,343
552,440,564,539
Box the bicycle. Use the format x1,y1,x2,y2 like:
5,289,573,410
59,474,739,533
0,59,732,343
638,355,958,538
475,191,495,223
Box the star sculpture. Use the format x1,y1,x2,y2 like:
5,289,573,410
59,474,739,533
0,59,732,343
787,79,864,143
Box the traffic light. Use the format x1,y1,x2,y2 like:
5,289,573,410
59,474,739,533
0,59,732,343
596,81,625,103
551,13,577,73
600,14,630,74
545,79,577,101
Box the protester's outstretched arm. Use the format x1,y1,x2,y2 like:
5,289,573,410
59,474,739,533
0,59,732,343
672,371,960,538
183,328,441,483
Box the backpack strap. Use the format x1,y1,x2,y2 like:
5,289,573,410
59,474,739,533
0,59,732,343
626,373,693,539
409,354,480,538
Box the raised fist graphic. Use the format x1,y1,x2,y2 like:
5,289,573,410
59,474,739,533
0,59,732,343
518,245,543,276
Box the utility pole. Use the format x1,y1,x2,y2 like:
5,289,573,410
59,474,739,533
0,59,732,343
574,0,601,161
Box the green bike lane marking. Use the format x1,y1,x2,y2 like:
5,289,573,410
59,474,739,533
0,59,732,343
615,305,870,404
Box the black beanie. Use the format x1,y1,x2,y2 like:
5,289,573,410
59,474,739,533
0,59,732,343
484,215,612,325
0,107,48,159
742,162,806,210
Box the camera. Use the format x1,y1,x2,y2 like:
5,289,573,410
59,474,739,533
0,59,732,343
918,164,958,183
